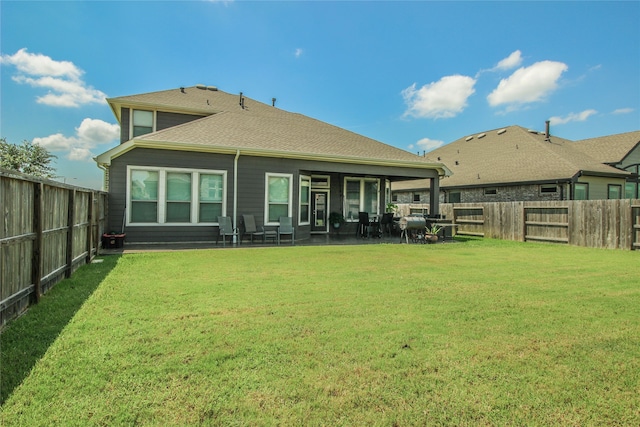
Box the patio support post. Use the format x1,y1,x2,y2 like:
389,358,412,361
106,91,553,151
430,176,440,216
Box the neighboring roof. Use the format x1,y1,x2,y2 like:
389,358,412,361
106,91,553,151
571,130,640,164
98,86,451,176
393,125,629,191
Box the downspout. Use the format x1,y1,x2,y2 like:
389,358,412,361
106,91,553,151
233,150,240,243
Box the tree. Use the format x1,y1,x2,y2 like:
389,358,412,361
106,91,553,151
0,137,57,178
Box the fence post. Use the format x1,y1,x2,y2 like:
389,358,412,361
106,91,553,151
86,191,94,263
32,182,43,303
65,189,75,278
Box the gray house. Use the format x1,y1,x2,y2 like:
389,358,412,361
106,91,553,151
392,125,633,206
95,85,450,244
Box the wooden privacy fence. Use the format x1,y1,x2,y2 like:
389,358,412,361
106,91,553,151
0,170,108,327
440,199,640,250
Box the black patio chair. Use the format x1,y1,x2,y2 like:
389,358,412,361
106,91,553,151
356,212,369,238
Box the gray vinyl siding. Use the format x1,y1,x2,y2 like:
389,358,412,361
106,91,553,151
108,148,235,243
156,111,206,131
120,107,130,143
108,147,441,244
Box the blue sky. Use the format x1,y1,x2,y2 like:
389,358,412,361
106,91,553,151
1,1,638,190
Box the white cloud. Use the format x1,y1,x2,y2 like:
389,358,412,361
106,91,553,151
33,118,119,161
612,108,634,115
495,50,523,71
295,48,304,58
549,109,598,125
402,75,476,119
1,48,107,107
487,60,568,108
416,138,445,152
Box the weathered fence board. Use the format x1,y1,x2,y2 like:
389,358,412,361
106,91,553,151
440,199,640,250
0,169,108,327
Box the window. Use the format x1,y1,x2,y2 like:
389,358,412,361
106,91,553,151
131,170,159,223
449,192,461,203
128,167,226,225
299,175,311,224
540,185,558,194
266,173,292,224
344,177,379,221
166,172,191,222
574,183,588,200
608,184,622,199
199,174,224,222
413,193,421,202
625,183,636,199
311,175,330,188
484,188,497,195
132,110,153,137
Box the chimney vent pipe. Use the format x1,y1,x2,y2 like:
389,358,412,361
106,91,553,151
545,120,550,140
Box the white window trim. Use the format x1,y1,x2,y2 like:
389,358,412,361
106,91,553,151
299,175,311,225
126,165,227,226
130,109,156,137
265,172,293,226
343,177,380,222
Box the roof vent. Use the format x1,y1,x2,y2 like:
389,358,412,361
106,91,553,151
465,136,473,141
477,133,486,139
180,87,185,93
528,129,539,134
497,128,507,135
196,84,206,89
207,86,218,91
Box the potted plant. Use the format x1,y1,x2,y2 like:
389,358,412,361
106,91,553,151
329,212,345,229
386,202,398,213
424,224,442,243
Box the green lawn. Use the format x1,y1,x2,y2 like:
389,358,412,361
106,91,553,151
2,239,639,425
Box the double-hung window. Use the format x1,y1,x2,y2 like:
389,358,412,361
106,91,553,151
344,177,379,221
199,174,224,222
132,110,154,137
265,173,293,224
128,166,226,225
166,172,191,222
131,170,159,223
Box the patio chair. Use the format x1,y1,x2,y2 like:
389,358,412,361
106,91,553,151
241,214,265,243
216,216,239,247
277,216,295,245
380,212,394,236
356,212,369,238
368,215,382,238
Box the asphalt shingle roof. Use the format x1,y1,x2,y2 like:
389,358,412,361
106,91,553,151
104,86,444,169
571,130,640,164
394,125,629,191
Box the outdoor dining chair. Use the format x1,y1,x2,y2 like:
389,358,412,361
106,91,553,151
356,211,369,238
241,214,265,243
216,216,239,247
277,216,295,245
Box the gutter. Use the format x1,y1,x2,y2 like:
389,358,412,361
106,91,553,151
96,140,452,177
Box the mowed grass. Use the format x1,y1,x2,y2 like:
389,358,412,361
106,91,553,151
2,239,639,425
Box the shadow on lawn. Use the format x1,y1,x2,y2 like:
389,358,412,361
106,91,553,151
0,254,120,405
